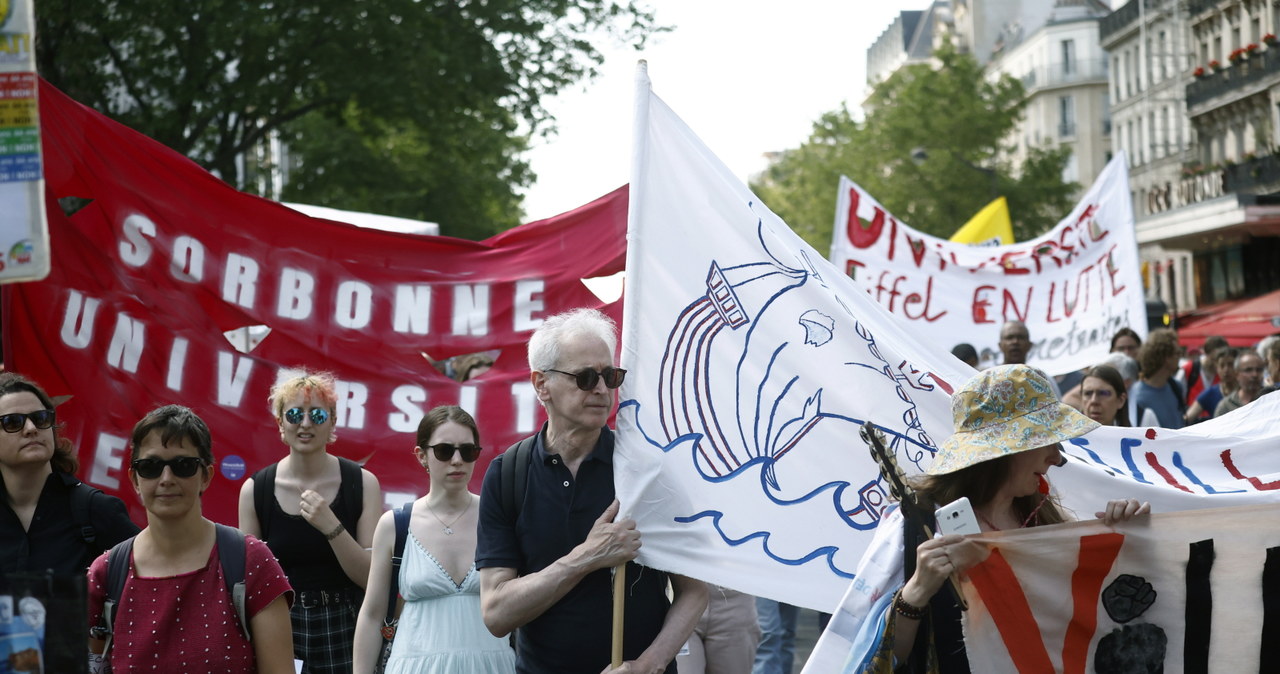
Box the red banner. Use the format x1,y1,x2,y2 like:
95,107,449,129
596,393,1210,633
4,80,627,525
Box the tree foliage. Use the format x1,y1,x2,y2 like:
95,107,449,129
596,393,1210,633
36,0,660,238
751,44,1077,252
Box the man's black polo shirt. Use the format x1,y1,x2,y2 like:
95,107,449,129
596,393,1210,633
476,425,674,674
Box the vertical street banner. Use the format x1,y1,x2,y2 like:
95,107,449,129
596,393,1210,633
829,158,1145,375
6,80,629,526
0,0,50,283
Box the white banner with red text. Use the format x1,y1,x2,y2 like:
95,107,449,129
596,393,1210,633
829,157,1145,376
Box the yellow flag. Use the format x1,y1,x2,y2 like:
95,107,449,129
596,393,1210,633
950,197,1014,246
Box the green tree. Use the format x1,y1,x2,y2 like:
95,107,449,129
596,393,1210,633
36,0,660,238
751,44,1076,252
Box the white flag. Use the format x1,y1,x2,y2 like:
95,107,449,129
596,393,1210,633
617,65,972,612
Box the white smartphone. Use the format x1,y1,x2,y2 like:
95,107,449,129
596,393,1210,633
935,496,982,536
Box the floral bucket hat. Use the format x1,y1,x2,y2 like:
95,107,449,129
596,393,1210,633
928,364,1099,475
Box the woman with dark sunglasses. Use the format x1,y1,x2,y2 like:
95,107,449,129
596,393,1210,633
238,370,383,674
88,405,294,672
353,405,515,673
0,372,138,577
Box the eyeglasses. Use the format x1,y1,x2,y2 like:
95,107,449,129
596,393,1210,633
1239,366,1265,374
284,407,331,426
544,367,627,391
131,456,206,479
427,443,482,462
1081,388,1115,400
0,410,56,433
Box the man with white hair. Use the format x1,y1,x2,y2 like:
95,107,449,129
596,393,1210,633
476,308,707,674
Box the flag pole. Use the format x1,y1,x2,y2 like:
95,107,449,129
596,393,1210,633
613,58,651,669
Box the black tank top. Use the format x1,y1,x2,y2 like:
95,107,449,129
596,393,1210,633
253,457,362,591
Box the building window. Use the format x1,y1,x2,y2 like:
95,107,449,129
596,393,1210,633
1159,31,1168,80
1059,96,1076,138
1061,39,1076,75
1112,56,1121,99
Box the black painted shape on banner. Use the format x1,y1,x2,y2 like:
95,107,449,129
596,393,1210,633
1102,573,1157,623
1185,538,1215,674
1094,623,1167,674
1262,546,1280,666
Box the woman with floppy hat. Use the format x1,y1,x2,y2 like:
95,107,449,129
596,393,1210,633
856,365,1149,672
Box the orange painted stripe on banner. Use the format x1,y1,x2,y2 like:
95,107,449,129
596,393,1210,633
968,548,1055,672
1062,533,1125,674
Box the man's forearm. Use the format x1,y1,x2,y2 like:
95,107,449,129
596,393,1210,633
480,555,594,636
633,575,708,674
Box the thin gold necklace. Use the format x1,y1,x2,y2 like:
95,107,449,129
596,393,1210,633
425,498,471,535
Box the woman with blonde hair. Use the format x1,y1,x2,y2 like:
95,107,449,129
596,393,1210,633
239,370,383,673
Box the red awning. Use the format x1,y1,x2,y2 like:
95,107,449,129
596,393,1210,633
1177,288,1280,349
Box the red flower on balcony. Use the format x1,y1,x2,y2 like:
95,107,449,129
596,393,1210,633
1194,66,1206,77
1229,48,1246,63
1247,43,1260,55
1265,33,1278,46
1210,59,1223,71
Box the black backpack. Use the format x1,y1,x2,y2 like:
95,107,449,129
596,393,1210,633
92,524,249,656
499,435,537,520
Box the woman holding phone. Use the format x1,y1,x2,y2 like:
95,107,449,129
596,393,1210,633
353,405,514,673
851,365,1150,672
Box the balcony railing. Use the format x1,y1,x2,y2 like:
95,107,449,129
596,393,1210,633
1101,0,1168,43
1186,0,1216,19
1223,153,1280,193
1019,59,1109,92
1186,49,1280,108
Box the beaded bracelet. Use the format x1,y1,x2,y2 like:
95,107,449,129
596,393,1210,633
893,590,928,621
324,522,345,541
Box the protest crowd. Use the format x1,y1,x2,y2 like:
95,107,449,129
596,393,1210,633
7,14,1280,672
5,292,1277,672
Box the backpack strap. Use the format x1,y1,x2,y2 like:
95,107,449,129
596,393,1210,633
93,535,136,657
500,435,537,522
69,480,103,547
337,457,364,530
384,502,413,631
215,523,251,642
253,463,278,541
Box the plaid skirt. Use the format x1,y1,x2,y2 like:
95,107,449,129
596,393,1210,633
291,588,363,674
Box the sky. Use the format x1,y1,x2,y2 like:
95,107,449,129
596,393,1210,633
519,0,929,222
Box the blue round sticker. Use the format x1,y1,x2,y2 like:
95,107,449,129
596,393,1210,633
221,455,247,481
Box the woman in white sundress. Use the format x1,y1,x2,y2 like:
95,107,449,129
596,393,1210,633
353,405,514,674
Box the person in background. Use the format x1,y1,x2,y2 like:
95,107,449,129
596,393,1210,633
677,587,759,674
998,321,1062,399
950,343,979,369
88,405,294,672
1215,350,1267,417
1110,327,1142,361
842,365,1148,671
476,308,707,674
239,371,383,674
1131,329,1185,429
0,373,138,576
752,599,798,674
454,353,496,382
1177,335,1228,421
1260,338,1280,395
1080,365,1130,426
1184,347,1237,424
354,405,514,673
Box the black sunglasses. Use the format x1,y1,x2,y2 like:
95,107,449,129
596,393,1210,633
131,456,206,479
427,443,482,463
284,407,331,426
0,410,56,434
544,366,627,391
